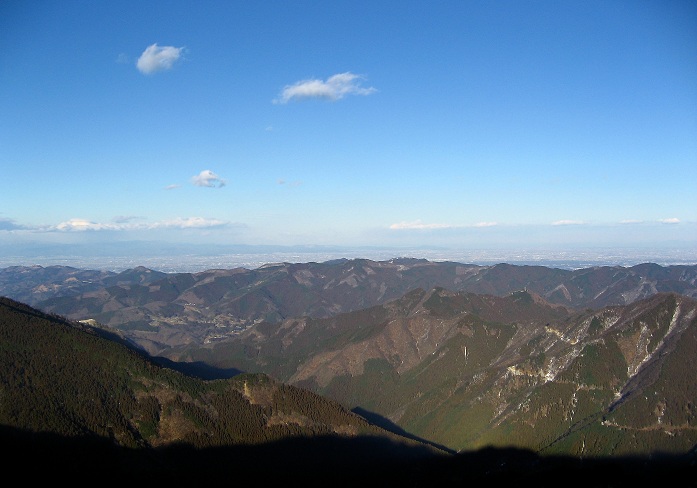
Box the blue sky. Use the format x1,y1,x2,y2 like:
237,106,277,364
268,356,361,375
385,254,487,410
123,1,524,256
1,0,696,260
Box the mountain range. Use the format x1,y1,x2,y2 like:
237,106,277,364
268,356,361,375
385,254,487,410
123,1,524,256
2,294,694,485
1,258,697,483
3,259,696,356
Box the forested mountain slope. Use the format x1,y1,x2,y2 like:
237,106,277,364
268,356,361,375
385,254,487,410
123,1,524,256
0,296,445,483
167,289,697,458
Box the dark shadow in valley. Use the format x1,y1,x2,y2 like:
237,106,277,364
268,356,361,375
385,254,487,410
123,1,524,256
352,405,455,454
150,356,243,380
3,425,694,487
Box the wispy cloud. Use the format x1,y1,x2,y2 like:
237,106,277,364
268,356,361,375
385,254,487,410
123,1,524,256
274,72,377,104
112,215,143,224
277,178,302,187
0,217,28,231
659,217,680,224
136,43,184,74
389,220,455,230
389,220,498,230
151,217,228,229
164,184,181,190
620,219,643,224
192,170,226,188
551,220,585,226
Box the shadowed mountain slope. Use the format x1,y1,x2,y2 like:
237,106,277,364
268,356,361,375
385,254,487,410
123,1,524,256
0,297,448,479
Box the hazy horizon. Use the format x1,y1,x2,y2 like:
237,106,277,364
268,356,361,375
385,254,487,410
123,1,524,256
1,240,695,273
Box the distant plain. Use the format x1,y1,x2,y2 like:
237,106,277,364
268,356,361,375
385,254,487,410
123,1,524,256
1,244,696,273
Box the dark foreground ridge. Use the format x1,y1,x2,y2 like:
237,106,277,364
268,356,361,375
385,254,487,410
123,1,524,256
3,426,695,487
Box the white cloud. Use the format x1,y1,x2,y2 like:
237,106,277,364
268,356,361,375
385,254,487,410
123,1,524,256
620,219,643,224
136,43,184,74
55,218,120,231
389,220,454,230
192,170,226,188
274,72,377,104
473,222,497,228
54,216,228,232
165,184,181,190
659,217,680,224
551,220,584,226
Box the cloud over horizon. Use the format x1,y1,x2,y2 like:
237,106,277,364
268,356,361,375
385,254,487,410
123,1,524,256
0,218,28,231
389,220,455,230
136,43,184,74
552,220,585,226
55,218,120,231
50,217,230,232
274,72,377,104
389,220,503,231
152,217,228,229
192,170,226,188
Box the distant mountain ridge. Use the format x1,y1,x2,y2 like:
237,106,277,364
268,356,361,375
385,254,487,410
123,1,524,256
2,259,694,355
